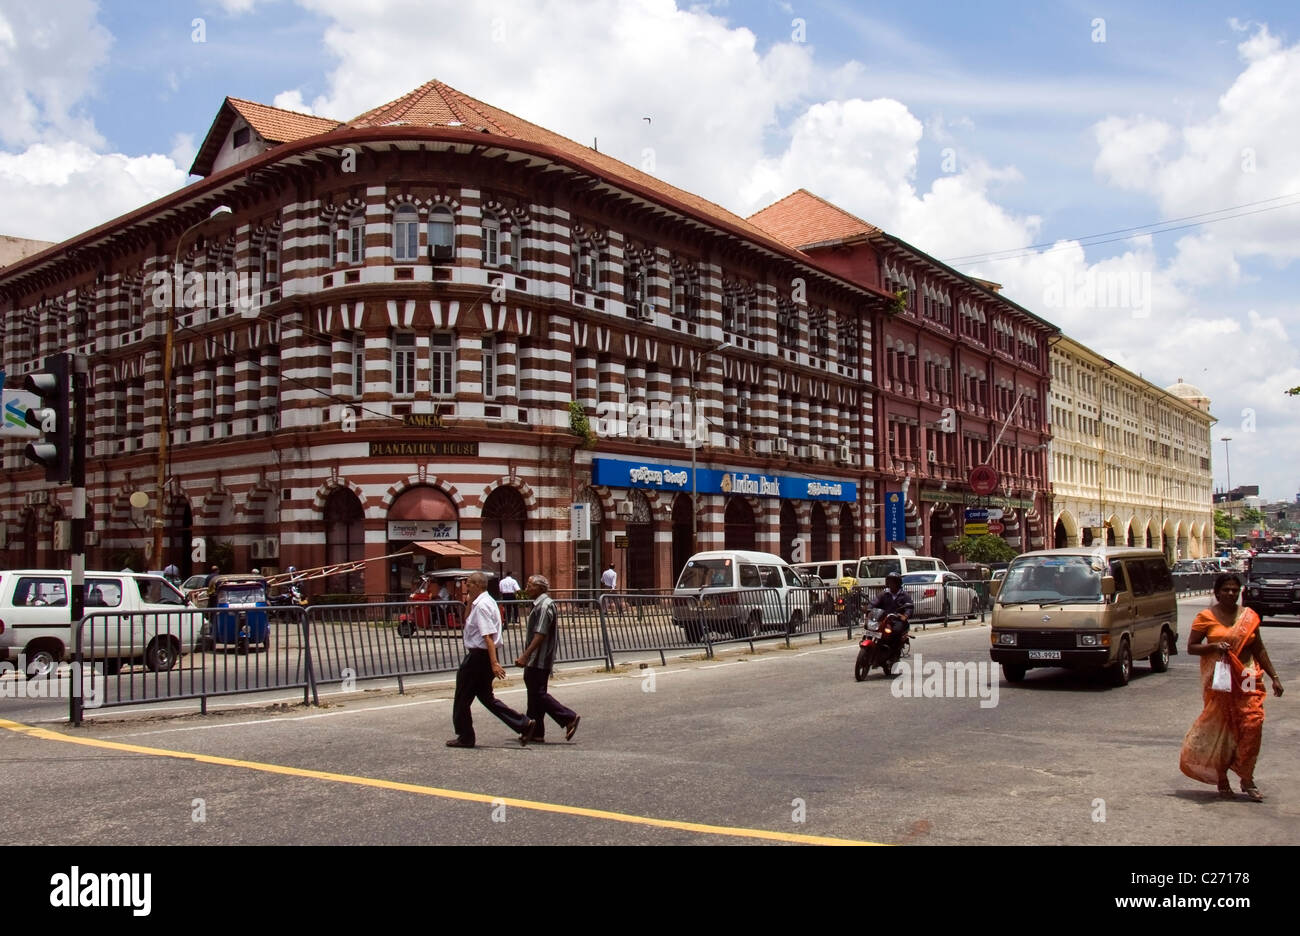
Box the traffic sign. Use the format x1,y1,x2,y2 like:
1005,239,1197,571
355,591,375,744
969,464,999,496
964,507,989,522
987,519,1005,535
965,523,989,536
986,508,1004,521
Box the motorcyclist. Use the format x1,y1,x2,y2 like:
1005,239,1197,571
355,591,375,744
870,571,913,656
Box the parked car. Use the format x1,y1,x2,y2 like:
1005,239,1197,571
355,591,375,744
673,550,807,639
901,571,982,620
0,570,202,675
856,551,949,587
181,574,212,607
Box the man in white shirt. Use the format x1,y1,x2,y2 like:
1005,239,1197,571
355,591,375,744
498,570,521,627
601,563,617,590
446,572,536,748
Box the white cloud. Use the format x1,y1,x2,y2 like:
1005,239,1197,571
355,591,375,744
0,0,111,148
0,142,187,242
169,133,198,173
272,89,315,115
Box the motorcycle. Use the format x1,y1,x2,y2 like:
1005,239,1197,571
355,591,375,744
269,583,308,619
854,608,910,681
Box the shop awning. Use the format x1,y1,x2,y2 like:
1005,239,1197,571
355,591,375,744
411,541,480,557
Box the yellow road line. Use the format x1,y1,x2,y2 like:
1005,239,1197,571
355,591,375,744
0,718,882,846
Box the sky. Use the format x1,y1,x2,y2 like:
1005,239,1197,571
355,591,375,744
2,0,1298,501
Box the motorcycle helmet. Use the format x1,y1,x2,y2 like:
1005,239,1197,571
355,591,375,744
287,566,297,573
884,571,903,587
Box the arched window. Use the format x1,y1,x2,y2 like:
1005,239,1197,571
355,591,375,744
428,206,455,259
393,204,419,261
347,210,365,265
482,212,500,267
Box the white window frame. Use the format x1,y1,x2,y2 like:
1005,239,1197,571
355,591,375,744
428,207,455,259
392,332,416,397
348,211,365,265
351,332,365,398
430,332,454,396
482,213,500,267
393,204,419,262
482,334,497,398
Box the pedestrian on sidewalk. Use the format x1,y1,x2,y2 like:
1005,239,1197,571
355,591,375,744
446,572,536,749
499,569,521,628
514,574,580,743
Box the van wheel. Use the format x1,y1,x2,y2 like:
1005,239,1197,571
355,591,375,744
102,658,122,676
683,621,705,642
786,610,804,635
23,645,59,678
1149,630,1172,672
746,610,763,638
145,637,178,672
236,636,250,655
1002,664,1027,683
1109,640,1132,686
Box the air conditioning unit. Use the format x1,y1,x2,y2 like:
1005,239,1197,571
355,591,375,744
809,444,823,460
774,437,789,454
839,443,852,463
250,540,264,560
85,530,99,547
928,449,938,464
797,445,810,459
429,244,453,261
615,501,635,519
636,302,655,321
265,538,279,559
53,521,71,551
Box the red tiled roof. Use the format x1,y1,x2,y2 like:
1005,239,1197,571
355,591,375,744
346,80,789,248
747,189,879,249
190,97,341,177
227,98,341,144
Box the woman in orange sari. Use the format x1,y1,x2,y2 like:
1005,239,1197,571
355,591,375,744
1181,574,1284,801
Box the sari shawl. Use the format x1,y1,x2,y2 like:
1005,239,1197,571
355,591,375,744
1179,606,1266,784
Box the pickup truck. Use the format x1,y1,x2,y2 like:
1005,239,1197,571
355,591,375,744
0,570,202,676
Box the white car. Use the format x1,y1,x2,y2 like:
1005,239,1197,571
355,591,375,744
0,570,202,676
901,571,982,621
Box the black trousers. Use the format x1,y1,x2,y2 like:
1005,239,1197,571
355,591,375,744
452,649,530,744
523,666,578,740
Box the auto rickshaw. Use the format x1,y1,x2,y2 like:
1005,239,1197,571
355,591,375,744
209,574,272,653
396,569,500,637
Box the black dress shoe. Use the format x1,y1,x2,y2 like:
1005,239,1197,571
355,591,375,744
445,737,475,748
519,718,537,746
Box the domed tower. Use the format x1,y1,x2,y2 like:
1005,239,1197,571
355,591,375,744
1165,378,1211,413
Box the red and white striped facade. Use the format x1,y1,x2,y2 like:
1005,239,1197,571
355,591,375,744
0,85,895,593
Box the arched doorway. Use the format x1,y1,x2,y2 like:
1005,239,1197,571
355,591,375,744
481,486,527,578
810,503,829,562
1126,524,1135,547
1082,528,1094,547
325,488,365,594
839,503,856,558
724,498,756,551
672,494,694,583
625,490,655,589
780,501,798,563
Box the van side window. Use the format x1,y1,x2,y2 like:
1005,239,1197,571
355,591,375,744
1108,561,1127,602
739,565,761,588
1126,560,1152,597
14,577,67,607
783,567,803,587
917,559,938,572
1145,559,1173,593
84,579,123,608
759,566,782,588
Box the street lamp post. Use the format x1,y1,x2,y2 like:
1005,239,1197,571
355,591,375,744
689,342,729,552
1220,436,1233,522
153,206,232,568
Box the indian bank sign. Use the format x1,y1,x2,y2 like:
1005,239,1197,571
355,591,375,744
591,458,854,502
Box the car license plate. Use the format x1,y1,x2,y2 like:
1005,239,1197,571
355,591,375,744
1028,650,1061,660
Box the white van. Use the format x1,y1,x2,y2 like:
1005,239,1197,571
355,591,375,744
0,570,202,676
856,550,948,587
673,550,808,639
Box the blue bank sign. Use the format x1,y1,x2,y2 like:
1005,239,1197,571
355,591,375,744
591,457,856,502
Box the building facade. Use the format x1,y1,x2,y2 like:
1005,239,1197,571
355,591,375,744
0,82,893,594
748,190,1056,560
1048,337,1214,559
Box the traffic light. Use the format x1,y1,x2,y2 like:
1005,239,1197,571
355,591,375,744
23,353,70,482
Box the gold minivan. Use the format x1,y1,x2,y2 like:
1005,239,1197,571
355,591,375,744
988,548,1179,686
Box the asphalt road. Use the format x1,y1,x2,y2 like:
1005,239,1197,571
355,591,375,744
1,597,1296,846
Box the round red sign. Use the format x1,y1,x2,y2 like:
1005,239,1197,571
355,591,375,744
987,519,1005,535
969,465,1000,496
